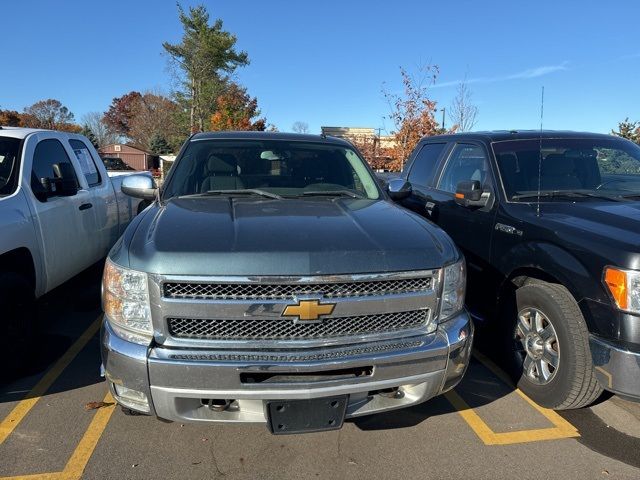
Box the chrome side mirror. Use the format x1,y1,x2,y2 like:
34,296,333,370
121,174,157,200
387,178,412,200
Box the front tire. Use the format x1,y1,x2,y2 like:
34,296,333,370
505,282,603,409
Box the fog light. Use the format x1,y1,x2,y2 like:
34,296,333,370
113,384,150,413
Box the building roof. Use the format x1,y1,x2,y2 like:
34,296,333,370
425,130,620,143
190,130,353,147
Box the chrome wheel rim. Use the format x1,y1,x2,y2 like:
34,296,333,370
514,307,560,385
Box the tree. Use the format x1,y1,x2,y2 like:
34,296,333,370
103,91,142,136
80,126,99,149
383,65,441,169
209,83,266,131
81,112,119,147
292,121,309,134
163,4,249,133
612,118,640,144
149,133,173,155
0,109,22,127
127,92,181,152
449,78,478,132
22,99,77,130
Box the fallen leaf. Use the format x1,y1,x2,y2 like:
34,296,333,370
131,464,139,468
84,401,115,411
602,470,609,476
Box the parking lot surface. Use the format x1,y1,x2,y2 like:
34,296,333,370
1,265,639,480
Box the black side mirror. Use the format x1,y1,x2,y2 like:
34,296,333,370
387,178,412,200
52,163,79,197
36,163,79,201
455,180,488,207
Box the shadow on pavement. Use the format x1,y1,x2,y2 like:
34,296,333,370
0,260,105,392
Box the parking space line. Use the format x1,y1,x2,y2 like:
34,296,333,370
61,391,115,480
0,316,102,445
0,391,115,480
445,351,579,445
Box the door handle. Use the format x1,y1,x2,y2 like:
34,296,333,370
79,203,93,211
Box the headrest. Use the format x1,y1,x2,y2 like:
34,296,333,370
498,153,520,173
543,155,575,175
207,154,236,174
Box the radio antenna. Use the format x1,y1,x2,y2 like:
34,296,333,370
536,86,544,217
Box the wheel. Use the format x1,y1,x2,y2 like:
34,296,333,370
0,272,36,363
503,281,603,409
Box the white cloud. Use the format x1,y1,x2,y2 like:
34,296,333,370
433,62,569,88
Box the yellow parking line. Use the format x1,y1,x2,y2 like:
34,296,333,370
0,391,115,480
0,316,102,445
445,351,579,445
62,391,116,480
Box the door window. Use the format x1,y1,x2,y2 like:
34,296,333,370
69,139,102,187
438,143,490,194
31,139,78,201
407,143,447,187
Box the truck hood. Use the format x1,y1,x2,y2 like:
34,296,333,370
122,197,458,276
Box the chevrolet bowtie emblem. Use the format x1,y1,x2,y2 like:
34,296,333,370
282,299,336,322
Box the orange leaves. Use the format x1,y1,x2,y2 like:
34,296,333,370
209,83,266,132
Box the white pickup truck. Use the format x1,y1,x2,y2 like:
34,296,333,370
0,127,150,354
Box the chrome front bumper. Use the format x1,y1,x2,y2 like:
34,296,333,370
590,335,640,400
101,311,473,423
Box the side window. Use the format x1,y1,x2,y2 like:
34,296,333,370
437,143,490,194
69,139,102,186
30,139,79,200
407,143,447,187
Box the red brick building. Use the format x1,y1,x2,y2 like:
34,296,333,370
98,144,158,171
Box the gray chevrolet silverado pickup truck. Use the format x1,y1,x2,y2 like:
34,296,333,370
101,132,472,434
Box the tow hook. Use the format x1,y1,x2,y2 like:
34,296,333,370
207,399,232,412
378,388,404,399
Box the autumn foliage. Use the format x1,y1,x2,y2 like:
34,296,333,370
383,65,442,169
210,83,266,131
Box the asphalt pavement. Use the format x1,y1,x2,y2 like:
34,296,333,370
1,263,639,480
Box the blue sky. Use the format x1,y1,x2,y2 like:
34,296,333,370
1,0,639,135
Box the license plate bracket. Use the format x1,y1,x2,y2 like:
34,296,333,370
267,396,348,434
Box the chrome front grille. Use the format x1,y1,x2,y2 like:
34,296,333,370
168,309,430,341
163,277,432,301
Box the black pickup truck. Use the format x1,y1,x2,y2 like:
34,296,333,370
390,130,640,409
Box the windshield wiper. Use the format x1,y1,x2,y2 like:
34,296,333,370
180,189,283,200
298,190,364,199
512,191,622,202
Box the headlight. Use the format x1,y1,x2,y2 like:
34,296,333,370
604,266,640,314
439,260,466,320
103,258,153,345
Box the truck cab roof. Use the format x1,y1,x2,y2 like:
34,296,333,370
422,130,618,144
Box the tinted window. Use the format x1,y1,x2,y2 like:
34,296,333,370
493,138,640,200
69,139,101,186
438,144,490,194
407,143,446,187
0,136,21,196
163,139,381,200
31,139,78,200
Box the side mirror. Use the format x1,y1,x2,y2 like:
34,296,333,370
387,178,412,200
122,174,157,200
455,180,488,207
52,163,80,197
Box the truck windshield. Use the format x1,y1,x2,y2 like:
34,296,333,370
493,138,640,201
163,139,380,200
0,136,21,196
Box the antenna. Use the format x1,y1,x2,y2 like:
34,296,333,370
536,86,545,217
